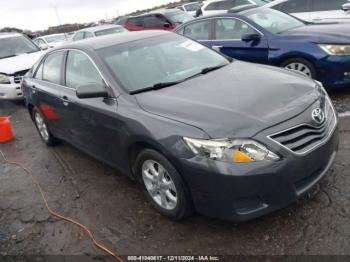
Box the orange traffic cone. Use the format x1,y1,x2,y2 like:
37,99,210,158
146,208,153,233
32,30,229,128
0,117,14,143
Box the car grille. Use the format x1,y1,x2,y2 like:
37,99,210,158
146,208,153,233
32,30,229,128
268,98,337,155
13,69,29,84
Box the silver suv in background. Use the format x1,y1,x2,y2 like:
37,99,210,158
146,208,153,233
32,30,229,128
0,32,45,100
266,0,350,23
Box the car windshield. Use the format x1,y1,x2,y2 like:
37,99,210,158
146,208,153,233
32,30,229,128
244,8,305,34
98,34,229,93
0,35,40,59
184,3,201,11
167,12,193,24
95,27,128,37
44,34,67,43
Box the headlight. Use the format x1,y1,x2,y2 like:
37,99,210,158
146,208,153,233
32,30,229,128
183,137,279,163
0,74,10,84
319,44,350,56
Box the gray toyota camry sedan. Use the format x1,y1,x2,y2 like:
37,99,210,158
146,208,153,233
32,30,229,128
23,31,338,221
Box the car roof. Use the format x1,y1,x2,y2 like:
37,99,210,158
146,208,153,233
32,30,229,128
78,24,123,33
41,33,66,38
0,32,22,39
58,30,169,51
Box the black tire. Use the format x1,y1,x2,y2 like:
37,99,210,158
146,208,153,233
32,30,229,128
281,57,317,79
136,149,194,220
32,108,59,147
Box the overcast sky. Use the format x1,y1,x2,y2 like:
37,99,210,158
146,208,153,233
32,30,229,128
0,0,172,31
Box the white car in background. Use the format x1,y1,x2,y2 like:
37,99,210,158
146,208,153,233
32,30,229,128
199,0,270,16
33,33,68,50
177,2,202,16
71,25,128,42
265,0,350,23
0,33,45,100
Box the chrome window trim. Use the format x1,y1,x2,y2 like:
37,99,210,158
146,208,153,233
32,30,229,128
181,18,215,41
267,96,337,156
179,16,264,42
213,16,265,39
33,48,112,94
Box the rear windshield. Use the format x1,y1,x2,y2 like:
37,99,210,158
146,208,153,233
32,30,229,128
0,35,40,59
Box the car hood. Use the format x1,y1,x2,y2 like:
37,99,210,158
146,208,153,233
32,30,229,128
282,23,350,44
0,51,45,75
135,61,319,138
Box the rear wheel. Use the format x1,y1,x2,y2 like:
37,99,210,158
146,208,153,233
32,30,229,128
32,108,59,146
136,149,193,220
281,58,316,79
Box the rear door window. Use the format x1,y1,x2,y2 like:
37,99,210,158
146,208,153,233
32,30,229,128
42,51,64,85
65,50,104,89
127,17,143,27
214,18,256,40
142,15,168,28
183,20,211,40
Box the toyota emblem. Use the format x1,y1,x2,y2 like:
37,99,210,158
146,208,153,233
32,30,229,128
312,108,325,125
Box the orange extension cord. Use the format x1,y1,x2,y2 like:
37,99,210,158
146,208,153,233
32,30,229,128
0,149,124,262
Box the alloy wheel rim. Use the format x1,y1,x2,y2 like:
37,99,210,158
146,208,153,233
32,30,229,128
284,62,312,77
35,112,49,142
142,160,178,210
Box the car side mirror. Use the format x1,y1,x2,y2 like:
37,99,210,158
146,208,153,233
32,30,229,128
342,3,350,11
76,83,109,99
164,22,171,28
39,43,49,50
242,33,261,42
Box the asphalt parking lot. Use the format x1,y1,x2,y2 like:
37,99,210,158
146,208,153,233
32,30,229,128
1,89,350,258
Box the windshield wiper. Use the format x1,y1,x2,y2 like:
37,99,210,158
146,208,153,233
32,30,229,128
130,81,182,95
200,63,228,74
130,63,229,95
0,54,17,59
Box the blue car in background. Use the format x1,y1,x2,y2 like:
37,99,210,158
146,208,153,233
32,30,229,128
175,5,350,88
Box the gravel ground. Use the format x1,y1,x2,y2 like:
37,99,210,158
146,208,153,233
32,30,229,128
0,90,350,260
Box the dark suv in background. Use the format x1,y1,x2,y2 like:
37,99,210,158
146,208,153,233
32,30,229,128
119,9,193,31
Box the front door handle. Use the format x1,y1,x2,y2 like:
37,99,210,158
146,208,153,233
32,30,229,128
30,85,36,94
212,45,223,52
62,96,69,106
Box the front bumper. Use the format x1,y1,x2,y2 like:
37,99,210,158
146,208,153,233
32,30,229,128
0,83,23,100
317,55,350,88
179,126,338,222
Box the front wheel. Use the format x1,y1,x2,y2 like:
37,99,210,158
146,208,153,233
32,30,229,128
281,58,316,79
136,149,193,220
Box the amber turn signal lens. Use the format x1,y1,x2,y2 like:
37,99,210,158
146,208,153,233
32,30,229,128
233,151,253,163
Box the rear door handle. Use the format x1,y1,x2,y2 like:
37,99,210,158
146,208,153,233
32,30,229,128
61,95,69,106
212,45,223,52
